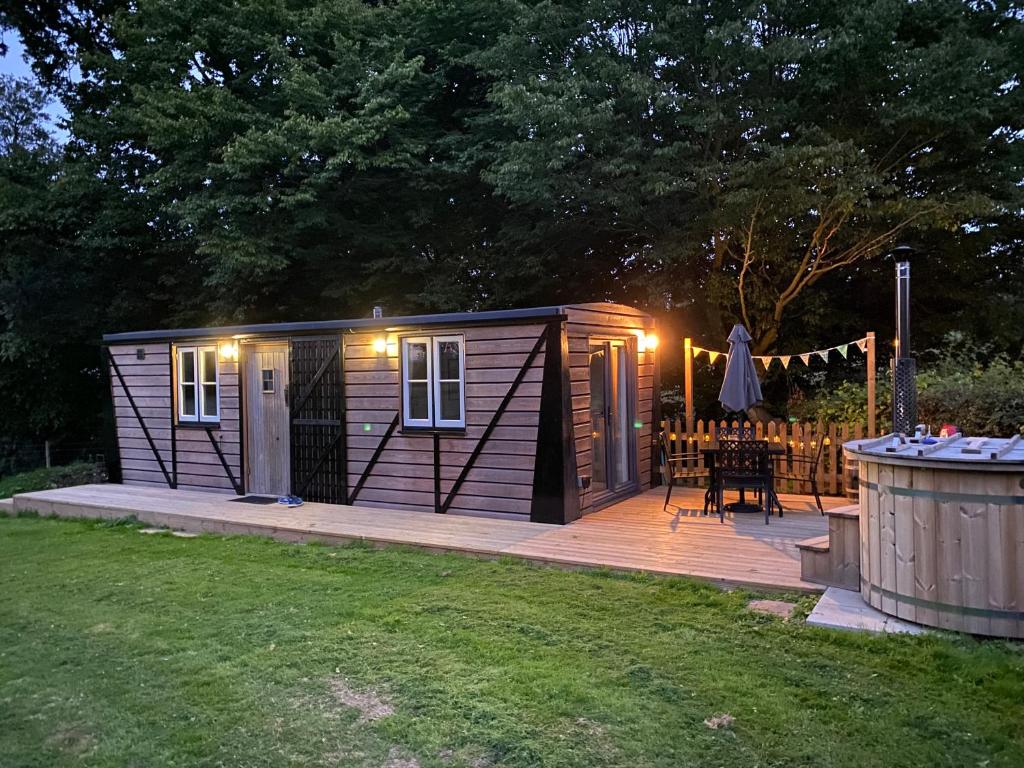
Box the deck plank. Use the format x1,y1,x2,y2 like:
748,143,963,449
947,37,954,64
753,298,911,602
10,484,838,592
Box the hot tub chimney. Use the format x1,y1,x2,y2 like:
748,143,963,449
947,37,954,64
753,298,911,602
890,246,917,434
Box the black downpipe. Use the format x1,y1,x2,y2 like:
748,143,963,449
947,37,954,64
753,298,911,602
433,432,442,514
168,342,177,487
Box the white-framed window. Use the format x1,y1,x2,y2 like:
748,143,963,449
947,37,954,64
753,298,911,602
401,335,465,429
177,345,220,423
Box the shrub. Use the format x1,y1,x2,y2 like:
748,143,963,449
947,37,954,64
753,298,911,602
915,334,1024,436
0,461,107,499
791,334,1024,436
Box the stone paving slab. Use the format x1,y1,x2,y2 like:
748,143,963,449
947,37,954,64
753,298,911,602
807,587,927,635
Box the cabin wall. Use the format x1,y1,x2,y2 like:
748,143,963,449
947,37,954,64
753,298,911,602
108,303,655,520
564,304,656,514
345,323,547,520
109,342,241,493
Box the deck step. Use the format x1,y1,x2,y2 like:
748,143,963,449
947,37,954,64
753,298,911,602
796,534,830,553
825,504,859,520
799,510,860,590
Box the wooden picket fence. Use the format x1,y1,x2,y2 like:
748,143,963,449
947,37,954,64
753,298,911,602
659,418,868,496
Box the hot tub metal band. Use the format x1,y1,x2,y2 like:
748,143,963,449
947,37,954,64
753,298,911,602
858,480,1024,506
861,580,1024,622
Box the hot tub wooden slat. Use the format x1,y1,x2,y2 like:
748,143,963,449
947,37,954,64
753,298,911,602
936,470,962,632
1010,473,1020,640
894,464,916,624
879,463,898,616
988,489,1014,637
912,467,938,628
961,469,990,636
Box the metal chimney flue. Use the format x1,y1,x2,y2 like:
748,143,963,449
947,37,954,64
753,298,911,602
892,254,917,434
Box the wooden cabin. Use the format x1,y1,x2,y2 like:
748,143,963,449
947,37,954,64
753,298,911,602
103,303,659,524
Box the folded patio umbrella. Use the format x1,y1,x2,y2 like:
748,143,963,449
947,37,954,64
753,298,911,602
718,324,763,414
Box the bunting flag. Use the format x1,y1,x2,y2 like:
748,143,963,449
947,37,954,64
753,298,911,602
687,336,870,368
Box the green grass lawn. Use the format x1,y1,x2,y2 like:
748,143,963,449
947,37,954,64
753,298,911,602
1,515,1022,768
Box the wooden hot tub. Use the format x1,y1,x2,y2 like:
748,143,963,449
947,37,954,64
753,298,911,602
843,434,1024,638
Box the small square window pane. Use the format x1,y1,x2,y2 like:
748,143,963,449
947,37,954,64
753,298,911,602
407,342,428,380
439,381,461,422
262,369,275,393
437,340,461,380
181,384,196,416
180,351,195,382
201,349,218,384
408,382,429,420
202,384,218,418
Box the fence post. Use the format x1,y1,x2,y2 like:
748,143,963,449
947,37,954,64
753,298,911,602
683,337,694,436
44,440,51,469
867,331,877,437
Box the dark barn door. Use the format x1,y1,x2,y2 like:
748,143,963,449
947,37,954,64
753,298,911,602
289,337,347,504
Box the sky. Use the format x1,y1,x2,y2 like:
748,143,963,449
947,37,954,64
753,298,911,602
1,28,72,142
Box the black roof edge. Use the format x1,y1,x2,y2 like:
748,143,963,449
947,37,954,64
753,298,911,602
102,306,568,343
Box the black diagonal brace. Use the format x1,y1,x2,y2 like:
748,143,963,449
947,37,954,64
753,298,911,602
204,427,243,495
107,348,174,488
440,329,546,514
349,413,400,503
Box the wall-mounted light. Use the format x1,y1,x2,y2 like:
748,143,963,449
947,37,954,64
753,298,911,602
372,337,387,354
637,331,659,353
218,340,239,362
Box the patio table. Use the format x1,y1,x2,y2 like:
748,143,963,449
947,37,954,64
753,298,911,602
701,444,785,515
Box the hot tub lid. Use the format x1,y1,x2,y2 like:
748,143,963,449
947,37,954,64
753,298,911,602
844,433,1024,465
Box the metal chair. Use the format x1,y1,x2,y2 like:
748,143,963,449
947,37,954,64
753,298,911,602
772,437,826,514
714,439,776,524
660,432,712,513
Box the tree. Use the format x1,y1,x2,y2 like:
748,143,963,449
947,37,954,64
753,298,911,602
2,0,1021,444
0,75,54,154
465,0,1024,350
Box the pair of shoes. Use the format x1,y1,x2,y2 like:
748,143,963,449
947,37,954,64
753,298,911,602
277,495,304,507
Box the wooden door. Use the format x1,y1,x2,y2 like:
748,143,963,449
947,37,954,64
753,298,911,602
245,344,291,495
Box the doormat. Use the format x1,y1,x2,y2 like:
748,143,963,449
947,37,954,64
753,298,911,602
229,495,278,505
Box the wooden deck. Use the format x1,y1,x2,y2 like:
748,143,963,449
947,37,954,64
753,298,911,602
7,484,843,592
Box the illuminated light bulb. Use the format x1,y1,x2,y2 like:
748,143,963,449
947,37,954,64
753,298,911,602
218,341,239,361
372,337,387,354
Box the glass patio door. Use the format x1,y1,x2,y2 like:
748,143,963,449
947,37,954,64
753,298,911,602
589,339,636,501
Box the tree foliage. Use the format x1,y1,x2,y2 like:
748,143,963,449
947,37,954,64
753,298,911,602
1,0,1022,443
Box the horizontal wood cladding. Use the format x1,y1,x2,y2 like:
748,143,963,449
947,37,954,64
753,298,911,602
563,306,656,515
347,449,535,471
343,324,547,519
109,342,241,494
